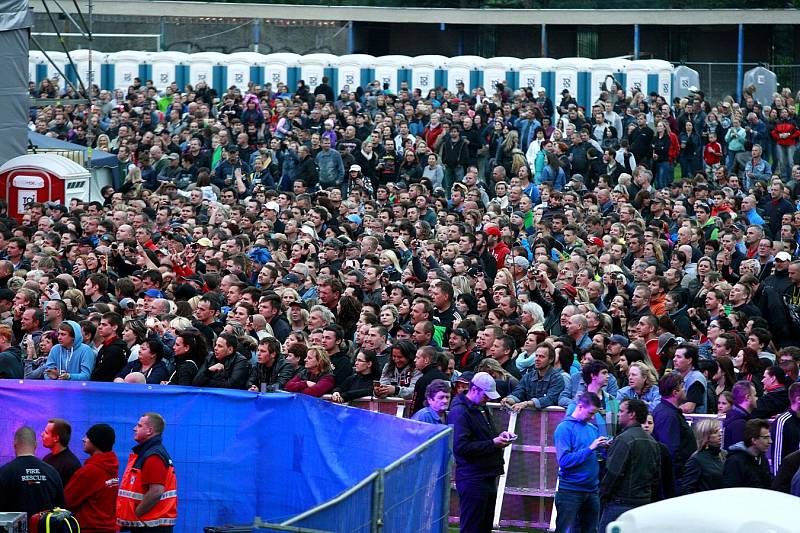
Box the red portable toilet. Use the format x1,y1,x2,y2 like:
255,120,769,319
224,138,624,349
0,154,92,221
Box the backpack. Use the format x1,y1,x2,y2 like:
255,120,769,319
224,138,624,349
29,508,80,533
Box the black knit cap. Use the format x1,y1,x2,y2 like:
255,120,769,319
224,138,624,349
86,423,115,453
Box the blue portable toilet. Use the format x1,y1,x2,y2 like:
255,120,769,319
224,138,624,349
444,55,485,94
336,54,375,94
29,50,47,85
148,51,189,91
106,51,148,91
483,57,521,95
409,55,447,95
299,53,338,94
554,57,593,110
262,53,301,91
518,57,556,99
226,52,264,90
589,58,630,106
374,55,412,94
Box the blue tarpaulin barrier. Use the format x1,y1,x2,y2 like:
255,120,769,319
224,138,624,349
0,381,450,532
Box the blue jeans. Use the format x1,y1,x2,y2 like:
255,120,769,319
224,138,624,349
598,501,637,533
456,476,498,533
555,489,600,533
776,144,796,180
655,162,673,189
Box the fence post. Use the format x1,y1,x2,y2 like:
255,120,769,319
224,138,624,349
634,24,640,60
372,468,385,533
541,24,547,57
737,24,744,102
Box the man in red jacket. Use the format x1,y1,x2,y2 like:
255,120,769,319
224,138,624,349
65,424,119,533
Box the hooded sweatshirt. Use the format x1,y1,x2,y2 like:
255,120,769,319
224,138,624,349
44,320,96,381
64,451,120,532
553,415,601,492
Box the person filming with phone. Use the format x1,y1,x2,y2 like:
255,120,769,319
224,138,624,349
448,371,516,533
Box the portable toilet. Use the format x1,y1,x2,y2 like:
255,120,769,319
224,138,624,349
148,51,188,91
518,57,557,98
635,59,674,100
444,55,484,94
589,58,630,106
743,65,778,106
226,52,263,91
336,54,375,94
0,154,109,221
262,53,300,90
38,51,67,92
65,49,105,92
483,57,521,95
554,57,593,109
625,60,649,98
106,50,147,91
672,65,700,99
29,50,44,85
409,55,447,95
187,52,225,94
299,53,338,93
373,55,412,94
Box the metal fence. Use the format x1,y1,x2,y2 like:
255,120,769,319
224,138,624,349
683,62,800,104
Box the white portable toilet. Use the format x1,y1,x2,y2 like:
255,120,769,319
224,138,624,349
374,55,411,94
589,57,630,105
483,57,521,94
625,60,649,97
672,65,700,99
68,49,105,90
299,53,338,93
409,55,447,94
637,59,674,100
554,57,593,109
444,55,484,94
148,51,188,91
743,65,778,106
29,50,44,84
106,50,146,91
336,54,375,94
188,52,225,93
42,51,68,92
518,57,556,96
226,52,262,91
262,53,300,89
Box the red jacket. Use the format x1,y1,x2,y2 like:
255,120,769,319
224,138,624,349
771,120,800,147
422,123,444,148
64,451,119,533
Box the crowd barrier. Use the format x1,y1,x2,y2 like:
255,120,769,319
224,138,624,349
30,51,711,108
0,382,451,533
344,396,724,531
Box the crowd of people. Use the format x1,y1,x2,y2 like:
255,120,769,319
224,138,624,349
9,69,800,531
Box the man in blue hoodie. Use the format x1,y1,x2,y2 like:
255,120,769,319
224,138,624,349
553,391,609,533
448,372,516,533
44,320,96,381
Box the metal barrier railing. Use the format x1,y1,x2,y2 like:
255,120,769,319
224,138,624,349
338,395,730,530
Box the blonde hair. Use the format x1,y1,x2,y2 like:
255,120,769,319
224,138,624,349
629,361,656,394
380,250,401,272
306,345,333,374
693,418,722,450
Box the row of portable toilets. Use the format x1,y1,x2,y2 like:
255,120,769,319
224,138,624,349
29,50,779,108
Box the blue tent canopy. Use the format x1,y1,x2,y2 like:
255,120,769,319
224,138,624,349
27,131,118,168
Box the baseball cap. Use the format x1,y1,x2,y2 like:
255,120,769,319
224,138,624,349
485,226,501,237
657,333,677,355
349,164,362,172
471,372,500,400
561,284,578,299
588,236,603,247
346,214,362,225
536,86,545,92
776,251,792,262
288,300,308,310
282,273,302,285
451,327,471,342
196,237,213,247
264,201,280,212
512,256,530,270
608,335,629,348
119,298,136,310
143,289,165,299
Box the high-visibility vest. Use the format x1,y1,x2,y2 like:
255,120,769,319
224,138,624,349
116,439,178,529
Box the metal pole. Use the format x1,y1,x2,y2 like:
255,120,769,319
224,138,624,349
737,23,744,102
541,23,547,57
253,18,261,53
347,21,354,54
87,0,94,165
634,24,640,60
159,17,166,52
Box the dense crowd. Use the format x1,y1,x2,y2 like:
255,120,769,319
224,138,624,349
10,72,800,529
